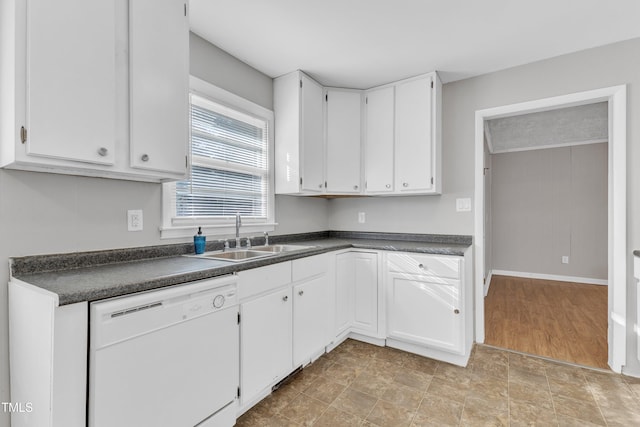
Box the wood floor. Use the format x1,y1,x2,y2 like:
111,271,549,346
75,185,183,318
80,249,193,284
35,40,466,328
484,275,608,369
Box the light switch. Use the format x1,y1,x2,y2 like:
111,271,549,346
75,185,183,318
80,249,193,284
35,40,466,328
456,198,472,212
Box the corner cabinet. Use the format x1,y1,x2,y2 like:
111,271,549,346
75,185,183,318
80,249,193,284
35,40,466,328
274,70,325,194
333,251,382,342
324,88,362,194
273,70,441,196
0,0,189,182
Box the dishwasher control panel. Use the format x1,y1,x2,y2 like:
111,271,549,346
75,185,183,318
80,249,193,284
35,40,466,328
182,284,237,319
90,275,238,349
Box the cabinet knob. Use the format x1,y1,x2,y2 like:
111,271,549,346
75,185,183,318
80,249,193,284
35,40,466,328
353,185,359,190
298,290,304,296
403,182,409,188
318,183,323,188
386,184,391,189
454,309,460,314
141,154,149,162
97,147,108,157
282,295,288,302
418,263,424,269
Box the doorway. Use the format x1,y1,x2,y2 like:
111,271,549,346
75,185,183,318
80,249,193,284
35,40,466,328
473,85,627,372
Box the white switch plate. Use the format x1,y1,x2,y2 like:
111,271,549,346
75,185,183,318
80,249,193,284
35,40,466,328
562,256,569,264
456,198,472,212
358,212,366,223
127,209,143,231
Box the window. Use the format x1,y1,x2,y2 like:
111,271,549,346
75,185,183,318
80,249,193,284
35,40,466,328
161,77,274,239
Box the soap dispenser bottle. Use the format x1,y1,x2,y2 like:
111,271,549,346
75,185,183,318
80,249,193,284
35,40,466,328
194,227,206,254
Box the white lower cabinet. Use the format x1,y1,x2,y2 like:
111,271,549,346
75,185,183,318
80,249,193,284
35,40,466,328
386,274,462,353
385,251,472,366
238,254,330,412
293,275,328,367
334,251,379,340
240,286,293,407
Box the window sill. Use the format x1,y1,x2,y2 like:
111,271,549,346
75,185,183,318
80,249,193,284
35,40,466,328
160,223,277,240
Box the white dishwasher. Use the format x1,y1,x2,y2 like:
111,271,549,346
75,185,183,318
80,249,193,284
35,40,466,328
88,275,238,427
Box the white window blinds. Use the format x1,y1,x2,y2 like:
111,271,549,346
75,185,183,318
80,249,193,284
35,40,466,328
173,94,270,221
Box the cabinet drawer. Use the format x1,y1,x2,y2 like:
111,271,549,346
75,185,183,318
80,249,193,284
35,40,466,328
292,253,328,282
238,262,292,300
387,253,460,279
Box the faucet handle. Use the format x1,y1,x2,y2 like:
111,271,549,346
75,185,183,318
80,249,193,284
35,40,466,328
263,231,269,246
245,237,252,248
223,239,230,251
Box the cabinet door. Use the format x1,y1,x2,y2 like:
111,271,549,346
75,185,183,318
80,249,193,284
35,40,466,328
335,252,378,337
395,75,434,193
352,252,378,334
26,0,116,165
334,253,354,338
129,0,189,176
325,89,362,193
240,287,292,404
300,74,325,192
293,275,328,367
387,273,462,354
364,86,394,193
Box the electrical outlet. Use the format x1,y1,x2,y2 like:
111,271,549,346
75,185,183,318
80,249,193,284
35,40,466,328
562,256,569,264
127,209,143,231
358,212,366,223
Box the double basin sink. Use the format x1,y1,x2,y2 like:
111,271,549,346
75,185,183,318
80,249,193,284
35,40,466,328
190,244,313,262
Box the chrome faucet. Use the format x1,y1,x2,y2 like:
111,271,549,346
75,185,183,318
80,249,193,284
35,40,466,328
235,213,242,248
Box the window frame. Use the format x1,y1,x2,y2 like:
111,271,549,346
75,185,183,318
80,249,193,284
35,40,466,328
160,76,276,239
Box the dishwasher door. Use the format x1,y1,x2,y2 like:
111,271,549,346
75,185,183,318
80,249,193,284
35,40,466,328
88,276,238,427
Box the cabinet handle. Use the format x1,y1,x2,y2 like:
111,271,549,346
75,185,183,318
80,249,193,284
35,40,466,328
454,309,460,314
141,154,149,162
97,147,108,157
282,295,288,302
298,290,304,296
353,185,359,190
403,182,409,188
386,184,391,189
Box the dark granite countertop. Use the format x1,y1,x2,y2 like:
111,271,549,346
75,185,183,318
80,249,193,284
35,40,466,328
10,231,472,306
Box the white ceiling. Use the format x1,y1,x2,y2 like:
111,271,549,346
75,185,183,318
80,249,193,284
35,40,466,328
190,0,640,89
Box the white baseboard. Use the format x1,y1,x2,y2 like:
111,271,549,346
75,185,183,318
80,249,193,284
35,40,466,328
491,269,608,286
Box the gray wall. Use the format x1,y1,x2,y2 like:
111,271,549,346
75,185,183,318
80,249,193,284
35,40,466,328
0,33,327,427
490,143,608,280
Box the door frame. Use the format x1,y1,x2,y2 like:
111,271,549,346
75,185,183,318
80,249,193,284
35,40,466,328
473,85,627,372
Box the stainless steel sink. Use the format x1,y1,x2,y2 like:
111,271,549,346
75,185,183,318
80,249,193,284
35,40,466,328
191,250,273,262
187,244,313,262
250,244,313,253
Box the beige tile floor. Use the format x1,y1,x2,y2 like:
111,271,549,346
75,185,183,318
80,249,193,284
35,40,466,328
236,339,640,426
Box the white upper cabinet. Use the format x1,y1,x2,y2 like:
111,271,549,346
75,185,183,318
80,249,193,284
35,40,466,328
395,74,441,194
273,71,441,196
274,70,325,194
0,0,189,182
364,86,394,194
129,0,189,175
325,88,362,194
25,0,117,166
